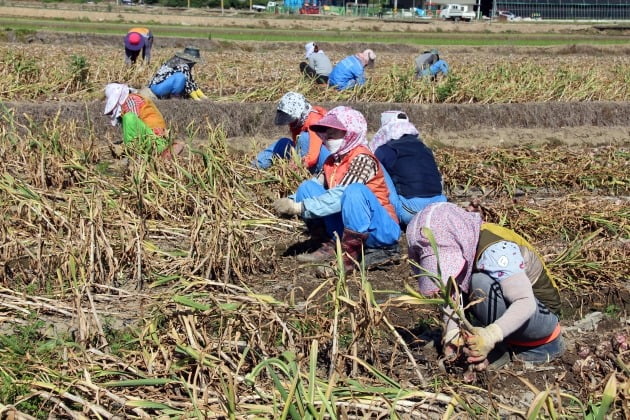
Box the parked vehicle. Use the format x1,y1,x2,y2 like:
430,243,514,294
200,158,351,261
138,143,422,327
498,10,522,21
266,1,280,12
252,5,266,12
439,4,476,21
299,4,320,15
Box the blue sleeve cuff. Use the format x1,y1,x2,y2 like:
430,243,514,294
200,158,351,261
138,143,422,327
302,186,346,218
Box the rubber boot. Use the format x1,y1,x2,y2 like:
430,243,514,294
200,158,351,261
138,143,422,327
316,229,368,277
297,240,336,263
363,243,401,268
340,229,369,271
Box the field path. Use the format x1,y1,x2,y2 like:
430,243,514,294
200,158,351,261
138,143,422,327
5,100,630,148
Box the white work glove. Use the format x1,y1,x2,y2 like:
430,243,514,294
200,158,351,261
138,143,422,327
442,328,464,361
465,324,503,363
273,198,303,217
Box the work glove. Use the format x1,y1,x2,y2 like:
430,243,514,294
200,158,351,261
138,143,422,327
465,324,503,363
195,89,208,99
442,328,464,362
273,198,303,217
189,90,201,101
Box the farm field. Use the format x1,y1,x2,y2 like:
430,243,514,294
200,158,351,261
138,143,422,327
0,3,629,419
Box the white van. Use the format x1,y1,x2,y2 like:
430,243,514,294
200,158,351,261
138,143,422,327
439,4,476,21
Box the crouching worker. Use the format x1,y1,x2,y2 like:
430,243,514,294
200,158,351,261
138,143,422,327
300,42,332,85
124,27,153,65
273,106,401,276
328,49,376,91
104,83,184,159
254,92,330,173
415,49,449,80
369,111,447,227
406,202,564,370
148,47,207,100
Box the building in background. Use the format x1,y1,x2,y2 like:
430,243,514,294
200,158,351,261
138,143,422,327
272,0,629,18
480,0,630,20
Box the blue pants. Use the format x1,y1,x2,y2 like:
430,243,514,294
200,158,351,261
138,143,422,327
381,166,446,226
150,72,187,98
468,272,564,363
254,133,330,173
295,181,400,248
397,195,448,226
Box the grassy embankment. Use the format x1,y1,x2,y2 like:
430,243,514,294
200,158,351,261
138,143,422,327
1,15,630,46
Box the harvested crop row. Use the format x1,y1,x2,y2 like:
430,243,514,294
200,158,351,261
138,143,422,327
1,115,626,295
1,43,628,103
0,116,627,418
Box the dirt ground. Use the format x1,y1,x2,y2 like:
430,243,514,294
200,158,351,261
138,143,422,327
6,99,630,150
257,244,629,406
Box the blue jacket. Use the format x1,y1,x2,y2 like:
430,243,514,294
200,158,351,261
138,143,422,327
421,60,449,78
328,55,365,90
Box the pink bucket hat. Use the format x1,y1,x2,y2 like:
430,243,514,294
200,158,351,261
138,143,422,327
311,112,346,132
311,106,367,157
124,32,145,51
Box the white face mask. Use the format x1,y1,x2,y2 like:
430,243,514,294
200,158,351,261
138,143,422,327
325,138,344,154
